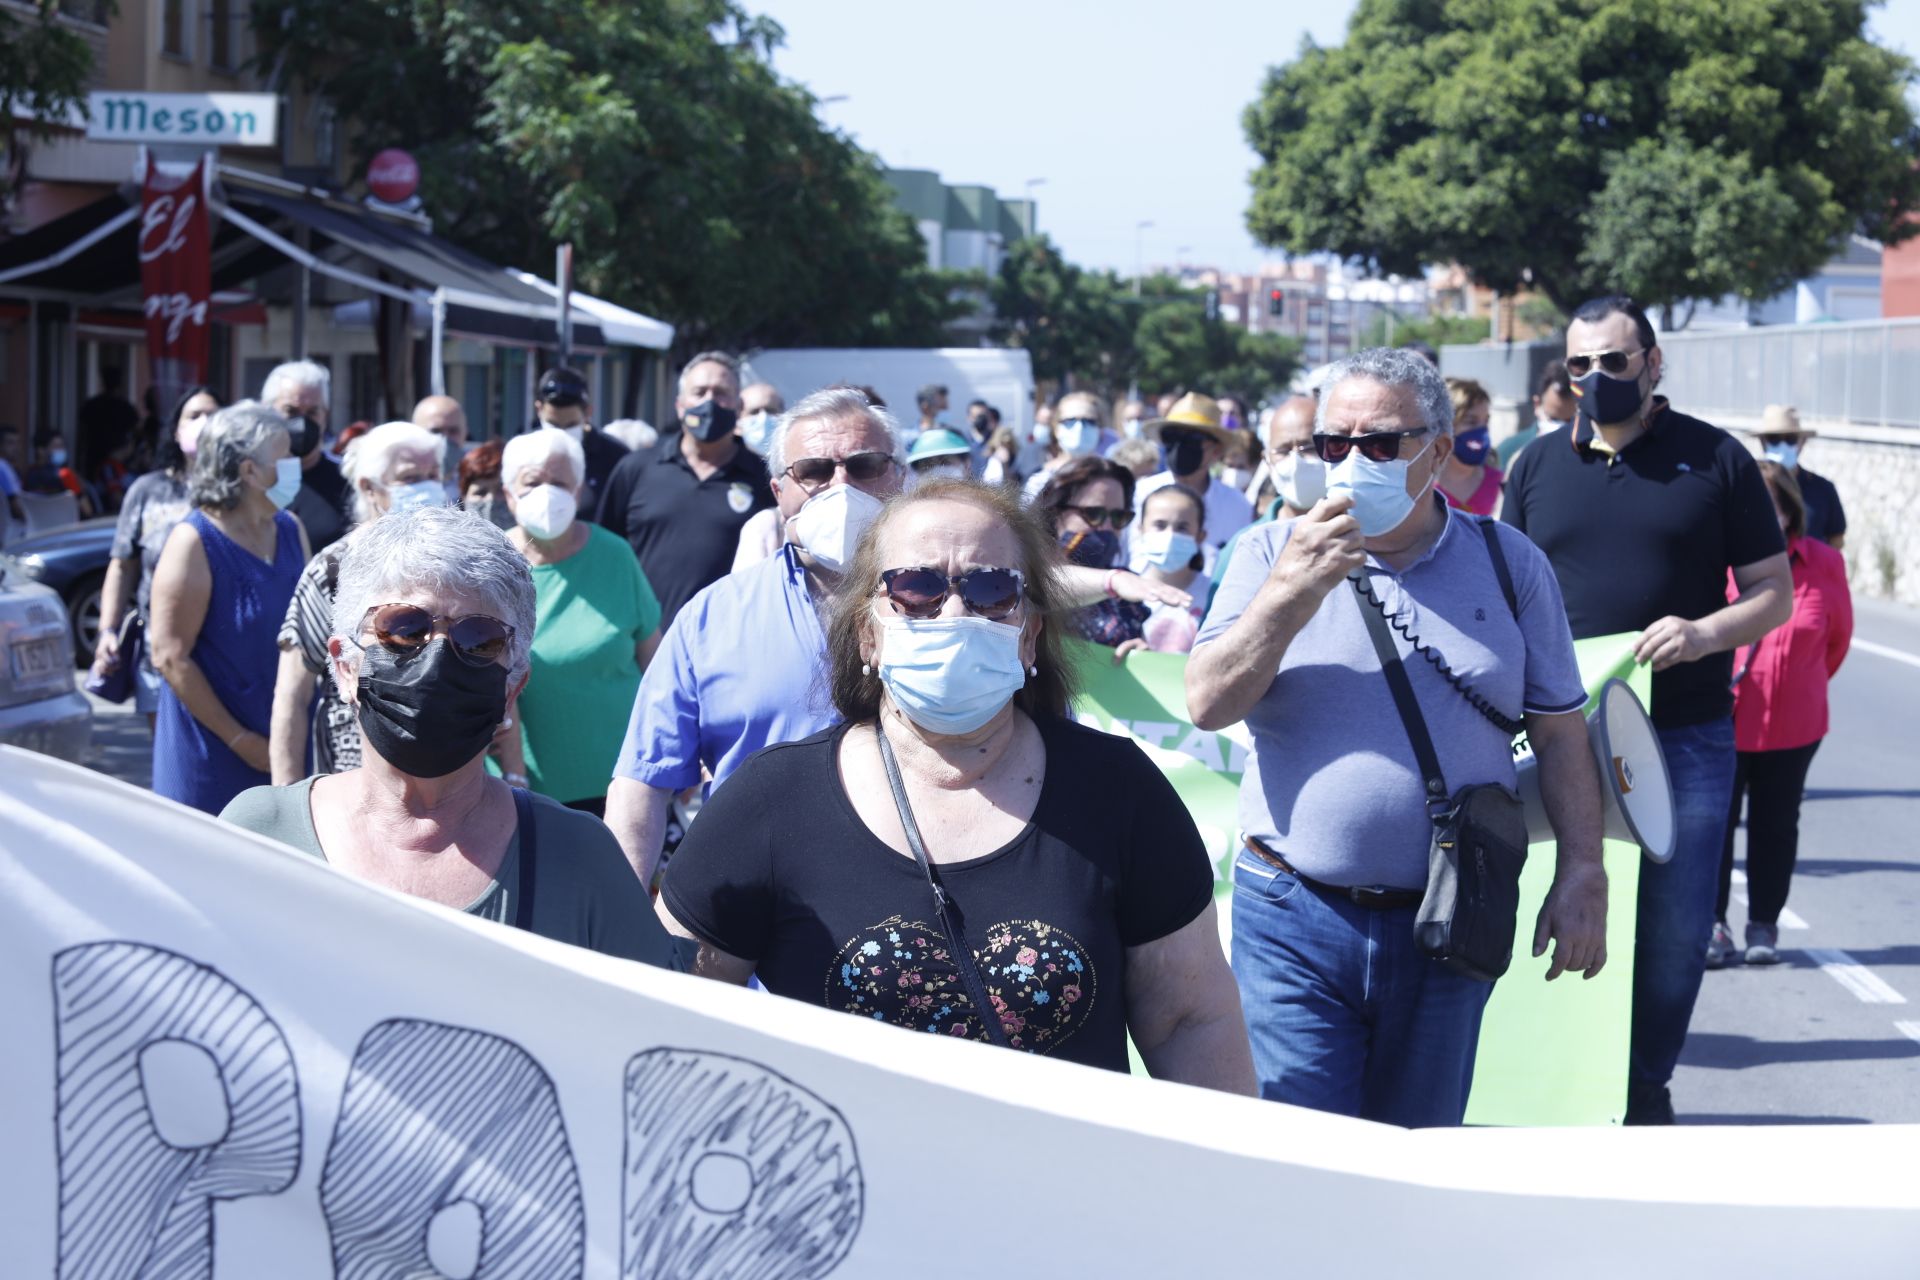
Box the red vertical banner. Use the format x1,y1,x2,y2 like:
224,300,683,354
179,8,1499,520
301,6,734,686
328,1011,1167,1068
138,153,212,400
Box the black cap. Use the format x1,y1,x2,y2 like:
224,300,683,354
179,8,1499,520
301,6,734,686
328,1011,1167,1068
536,367,589,407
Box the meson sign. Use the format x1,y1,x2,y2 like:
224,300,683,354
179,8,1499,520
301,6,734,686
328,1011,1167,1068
86,92,279,147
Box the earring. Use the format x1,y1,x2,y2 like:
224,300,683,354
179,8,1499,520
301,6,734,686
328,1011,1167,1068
1027,665,1038,677
861,663,872,677
500,714,513,730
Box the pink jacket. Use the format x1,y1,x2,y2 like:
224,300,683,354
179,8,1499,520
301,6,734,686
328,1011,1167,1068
1730,536,1852,752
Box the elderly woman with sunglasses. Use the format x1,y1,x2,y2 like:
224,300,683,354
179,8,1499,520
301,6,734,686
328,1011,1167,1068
659,479,1256,1090
222,506,673,965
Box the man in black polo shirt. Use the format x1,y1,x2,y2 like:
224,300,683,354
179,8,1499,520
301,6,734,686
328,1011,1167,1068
529,367,627,523
598,350,771,627
1503,295,1792,1126
1755,403,1847,550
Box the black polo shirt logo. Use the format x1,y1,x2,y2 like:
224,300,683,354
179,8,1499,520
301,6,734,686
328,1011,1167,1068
727,482,754,514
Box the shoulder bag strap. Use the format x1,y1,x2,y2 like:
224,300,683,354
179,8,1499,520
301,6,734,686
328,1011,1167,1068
875,725,1013,1049
509,786,538,933
1476,518,1519,621
1350,571,1452,818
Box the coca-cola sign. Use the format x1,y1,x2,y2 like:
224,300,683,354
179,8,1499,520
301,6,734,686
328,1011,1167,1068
367,149,420,204
138,154,212,401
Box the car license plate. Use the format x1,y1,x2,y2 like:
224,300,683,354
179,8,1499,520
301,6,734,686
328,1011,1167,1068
9,636,62,682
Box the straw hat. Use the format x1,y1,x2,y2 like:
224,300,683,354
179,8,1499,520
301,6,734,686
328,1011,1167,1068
1757,404,1815,438
1145,391,1233,445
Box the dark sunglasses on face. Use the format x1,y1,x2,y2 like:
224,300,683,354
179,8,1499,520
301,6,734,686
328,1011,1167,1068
353,603,515,666
1061,504,1133,529
785,451,894,488
876,566,1025,621
1311,428,1430,464
1565,347,1644,378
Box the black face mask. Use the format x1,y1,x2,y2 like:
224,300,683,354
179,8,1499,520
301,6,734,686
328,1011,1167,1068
682,399,738,444
1573,367,1648,428
287,412,322,459
1166,434,1207,477
354,637,508,779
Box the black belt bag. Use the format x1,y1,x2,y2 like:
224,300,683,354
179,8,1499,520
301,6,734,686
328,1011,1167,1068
1350,528,1527,982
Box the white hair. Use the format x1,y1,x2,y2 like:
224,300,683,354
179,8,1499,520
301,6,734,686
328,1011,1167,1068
500,426,587,492
768,386,903,477
259,359,332,410
1314,347,1454,437
189,400,289,511
341,421,445,522
602,419,657,452
330,506,537,693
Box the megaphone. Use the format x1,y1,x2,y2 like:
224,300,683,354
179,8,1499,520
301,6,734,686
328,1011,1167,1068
1515,678,1675,862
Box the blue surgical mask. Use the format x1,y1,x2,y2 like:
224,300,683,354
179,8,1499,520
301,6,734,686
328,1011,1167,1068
1122,417,1146,440
1138,527,1199,572
1452,427,1492,467
739,410,779,457
50,448,68,467
389,479,445,513
1055,417,1100,457
877,615,1028,736
1762,441,1799,470
1032,423,1053,446
265,456,303,510
1327,434,1436,537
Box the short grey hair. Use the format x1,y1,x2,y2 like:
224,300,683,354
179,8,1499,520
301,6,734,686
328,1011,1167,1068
260,359,332,410
676,350,740,397
341,421,445,523
500,426,587,492
189,400,290,511
1314,347,1454,437
769,386,904,476
330,506,537,692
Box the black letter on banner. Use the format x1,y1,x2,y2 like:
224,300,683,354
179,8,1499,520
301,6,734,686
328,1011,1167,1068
52,942,301,1279
623,1049,863,1280
321,1019,585,1280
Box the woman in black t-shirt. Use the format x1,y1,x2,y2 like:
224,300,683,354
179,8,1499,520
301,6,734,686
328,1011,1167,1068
659,479,1254,1090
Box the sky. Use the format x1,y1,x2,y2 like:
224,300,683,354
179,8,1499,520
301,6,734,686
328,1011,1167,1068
755,0,1920,278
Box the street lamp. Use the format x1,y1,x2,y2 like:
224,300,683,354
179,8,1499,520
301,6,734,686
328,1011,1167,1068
1133,220,1154,297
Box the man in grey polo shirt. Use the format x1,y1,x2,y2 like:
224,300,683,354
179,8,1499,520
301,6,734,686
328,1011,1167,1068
1187,346,1609,1127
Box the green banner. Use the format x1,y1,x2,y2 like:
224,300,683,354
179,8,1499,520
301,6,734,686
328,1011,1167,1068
1069,634,1650,1127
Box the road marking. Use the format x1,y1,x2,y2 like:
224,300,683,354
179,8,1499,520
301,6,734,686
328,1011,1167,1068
1853,638,1920,671
1807,948,1907,1004
1897,1021,1920,1048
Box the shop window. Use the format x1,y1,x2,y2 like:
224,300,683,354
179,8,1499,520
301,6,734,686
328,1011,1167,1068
209,0,235,70
162,0,189,56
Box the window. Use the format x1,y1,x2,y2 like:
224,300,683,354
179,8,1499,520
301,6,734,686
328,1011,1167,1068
162,0,188,56
209,0,234,70
58,0,110,27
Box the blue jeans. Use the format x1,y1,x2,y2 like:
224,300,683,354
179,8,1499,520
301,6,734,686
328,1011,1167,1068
1628,717,1738,1120
1231,851,1494,1127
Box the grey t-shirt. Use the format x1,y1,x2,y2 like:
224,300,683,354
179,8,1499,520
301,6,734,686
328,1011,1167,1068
110,469,192,627
1196,500,1587,889
220,777,673,967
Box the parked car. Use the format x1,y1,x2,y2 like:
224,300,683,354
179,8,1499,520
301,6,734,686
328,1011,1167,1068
0,555,92,762
0,518,115,665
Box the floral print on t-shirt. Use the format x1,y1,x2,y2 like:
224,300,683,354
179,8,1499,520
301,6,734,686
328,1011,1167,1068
825,915,1095,1054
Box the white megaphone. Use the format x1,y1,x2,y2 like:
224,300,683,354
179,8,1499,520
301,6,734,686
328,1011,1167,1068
1515,678,1675,862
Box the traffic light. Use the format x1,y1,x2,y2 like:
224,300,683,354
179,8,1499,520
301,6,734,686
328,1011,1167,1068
1204,288,1220,323
1268,289,1283,317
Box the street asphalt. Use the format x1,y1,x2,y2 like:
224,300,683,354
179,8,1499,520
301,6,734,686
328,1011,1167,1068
68,596,1920,1125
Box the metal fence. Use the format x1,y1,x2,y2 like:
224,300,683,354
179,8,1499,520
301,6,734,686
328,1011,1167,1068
1657,318,1920,430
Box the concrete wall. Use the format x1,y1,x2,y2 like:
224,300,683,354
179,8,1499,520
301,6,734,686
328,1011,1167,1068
1438,340,1558,445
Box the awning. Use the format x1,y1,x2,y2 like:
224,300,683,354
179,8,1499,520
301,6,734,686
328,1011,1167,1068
0,167,626,349
509,270,674,351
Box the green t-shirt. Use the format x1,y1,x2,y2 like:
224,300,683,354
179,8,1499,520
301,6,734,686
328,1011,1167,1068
220,776,674,966
520,524,662,803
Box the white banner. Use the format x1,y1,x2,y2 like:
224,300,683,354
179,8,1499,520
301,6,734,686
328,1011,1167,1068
1,746,1915,1278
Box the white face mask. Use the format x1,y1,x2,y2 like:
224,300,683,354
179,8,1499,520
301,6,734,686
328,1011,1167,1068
1032,423,1053,446
739,410,780,457
1271,448,1328,510
1138,527,1199,572
563,425,585,445
788,483,884,573
265,456,303,510
515,483,578,540
387,479,446,514
1054,418,1100,457
1122,417,1146,440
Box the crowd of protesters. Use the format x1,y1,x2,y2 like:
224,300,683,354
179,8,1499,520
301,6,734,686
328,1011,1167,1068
32,289,1853,1127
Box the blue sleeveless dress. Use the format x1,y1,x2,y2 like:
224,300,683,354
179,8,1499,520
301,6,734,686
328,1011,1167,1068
153,509,304,813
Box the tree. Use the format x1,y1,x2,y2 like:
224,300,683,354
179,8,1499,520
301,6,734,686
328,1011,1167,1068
1135,295,1301,402
252,1,966,355
1,2,113,211
990,236,1141,400
1243,0,1920,316
1357,311,1490,349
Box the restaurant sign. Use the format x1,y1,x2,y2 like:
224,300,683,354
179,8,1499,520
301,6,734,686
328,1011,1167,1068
86,92,279,147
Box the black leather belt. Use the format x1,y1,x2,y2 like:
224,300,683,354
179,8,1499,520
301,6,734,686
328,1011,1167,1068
1243,837,1424,911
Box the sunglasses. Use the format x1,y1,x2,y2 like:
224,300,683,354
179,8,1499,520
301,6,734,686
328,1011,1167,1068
354,603,515,666
785,451,895,488
876,566,1025,621
1311,428,1429,464
1565,347,1644,378
1061,504,1133,529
